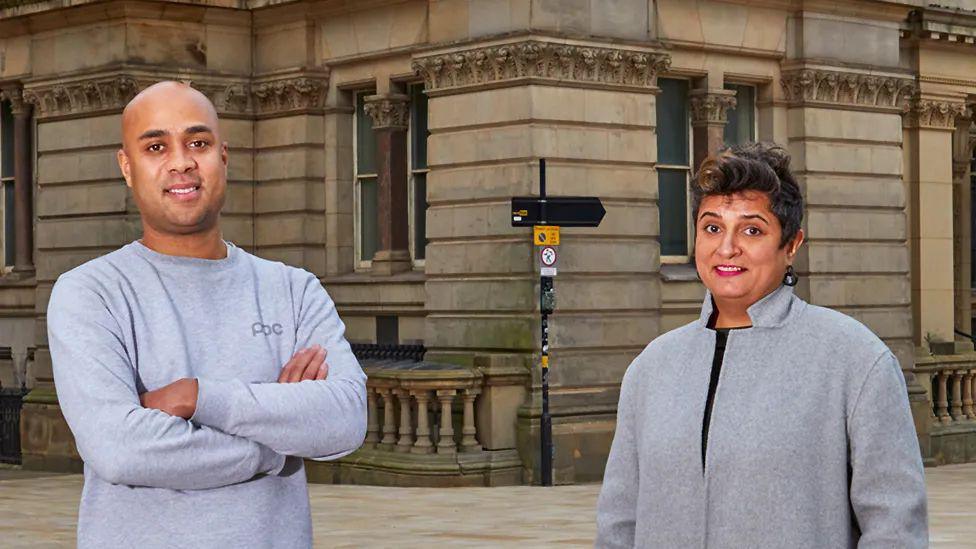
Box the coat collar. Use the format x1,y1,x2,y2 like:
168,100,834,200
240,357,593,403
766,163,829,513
698,284,800,329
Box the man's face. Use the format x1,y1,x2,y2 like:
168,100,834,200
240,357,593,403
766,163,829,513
117,85,228,237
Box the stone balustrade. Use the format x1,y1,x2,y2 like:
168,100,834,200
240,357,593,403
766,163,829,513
363,362,484,456
916,355,976,426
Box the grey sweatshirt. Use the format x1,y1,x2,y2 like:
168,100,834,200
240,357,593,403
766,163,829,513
48,240,367,548
595,285,927,548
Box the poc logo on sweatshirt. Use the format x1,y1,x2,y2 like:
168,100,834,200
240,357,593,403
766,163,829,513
252,322,283,336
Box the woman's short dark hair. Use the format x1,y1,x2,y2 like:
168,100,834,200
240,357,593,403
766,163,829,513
691,141,804,248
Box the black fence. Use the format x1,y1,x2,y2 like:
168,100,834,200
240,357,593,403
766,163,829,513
350,343,426,363
0,387,28,464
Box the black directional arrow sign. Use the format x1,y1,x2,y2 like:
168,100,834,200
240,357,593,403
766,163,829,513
510,196,606,227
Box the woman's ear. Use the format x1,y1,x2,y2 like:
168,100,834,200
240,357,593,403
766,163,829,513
788,229,805,259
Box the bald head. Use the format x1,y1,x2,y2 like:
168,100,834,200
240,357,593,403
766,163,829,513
116,80,229,243
121,81,220,152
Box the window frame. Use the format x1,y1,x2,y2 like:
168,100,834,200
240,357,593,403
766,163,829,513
657,77,695,264
406,82,428,269
722,83,758,147
0,98,14,273
353,89,378,271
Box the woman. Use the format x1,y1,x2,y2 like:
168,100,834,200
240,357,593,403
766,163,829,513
595,142,927,548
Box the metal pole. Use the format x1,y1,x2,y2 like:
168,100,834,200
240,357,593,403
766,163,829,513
540,286,552,486
539,157,553,486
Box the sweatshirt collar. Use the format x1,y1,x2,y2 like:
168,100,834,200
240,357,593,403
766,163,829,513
698,284,799,329
130,239,241,273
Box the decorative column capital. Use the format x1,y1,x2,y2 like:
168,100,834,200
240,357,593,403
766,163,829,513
689,89,737,125
780,67,915,113
363,93,409,130
0,86,31,116
904,96,970,130
412,37,670,96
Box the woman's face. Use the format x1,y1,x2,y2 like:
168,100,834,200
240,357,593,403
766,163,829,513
694,191,803,309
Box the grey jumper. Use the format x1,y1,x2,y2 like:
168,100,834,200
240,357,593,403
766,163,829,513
48,241,367,548
595,285,927,548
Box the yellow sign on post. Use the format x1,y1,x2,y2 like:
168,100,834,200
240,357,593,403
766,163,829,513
533,225,560,246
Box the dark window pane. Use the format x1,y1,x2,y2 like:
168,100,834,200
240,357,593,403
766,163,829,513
410,84,428,170
356,93,377,175
360,177,378,261
376,315,399,344
723,84,755,146
1,101,13,179
658,168,688,256
656,78,689,165
414,173,427,260
3,181,14,267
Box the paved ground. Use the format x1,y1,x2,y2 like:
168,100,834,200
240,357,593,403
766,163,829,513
1,464,974,547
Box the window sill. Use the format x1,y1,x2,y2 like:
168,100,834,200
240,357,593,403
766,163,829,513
0,269,36,287
660,263,699,283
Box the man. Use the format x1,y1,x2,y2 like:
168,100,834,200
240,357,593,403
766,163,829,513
47,81,367,548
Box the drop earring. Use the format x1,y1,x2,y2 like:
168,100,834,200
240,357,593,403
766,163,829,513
783,265,798,287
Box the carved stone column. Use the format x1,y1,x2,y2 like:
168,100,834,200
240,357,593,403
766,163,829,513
904,95,969,350
690,88,736,172
364,94,411,275
0,86,34,275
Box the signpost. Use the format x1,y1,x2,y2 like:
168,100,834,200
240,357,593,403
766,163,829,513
511,159,605,486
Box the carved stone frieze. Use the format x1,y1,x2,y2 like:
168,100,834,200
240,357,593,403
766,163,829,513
21,72,329,118
780,68,915,111
23,76,139,118
689,89,737,124
251,76,328,115
412,39,671,93
363,94,409,130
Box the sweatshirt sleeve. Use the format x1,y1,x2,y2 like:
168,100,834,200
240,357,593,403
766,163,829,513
190,272,367,460
848,351,928,548
595,360,641,548
48,275,286,490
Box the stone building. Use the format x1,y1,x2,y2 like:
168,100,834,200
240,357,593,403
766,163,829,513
1,0,975,484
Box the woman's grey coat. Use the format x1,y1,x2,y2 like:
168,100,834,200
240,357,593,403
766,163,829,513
595,285,927,548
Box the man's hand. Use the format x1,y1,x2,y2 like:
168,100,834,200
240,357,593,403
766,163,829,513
278,345,329,383
140,378,199,419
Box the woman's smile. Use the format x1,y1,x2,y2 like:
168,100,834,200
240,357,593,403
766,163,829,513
714,264,747,277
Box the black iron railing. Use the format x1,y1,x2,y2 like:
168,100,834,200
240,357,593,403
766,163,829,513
350,343,426,363
0,387,28,464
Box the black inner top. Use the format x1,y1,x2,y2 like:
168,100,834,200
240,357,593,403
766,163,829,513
702,325,748,473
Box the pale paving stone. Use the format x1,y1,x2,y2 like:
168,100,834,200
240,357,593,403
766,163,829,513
0,464,974,547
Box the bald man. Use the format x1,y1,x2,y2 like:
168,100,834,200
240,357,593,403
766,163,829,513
46,81,367,548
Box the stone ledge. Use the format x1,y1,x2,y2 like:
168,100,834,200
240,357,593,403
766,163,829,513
312,448,523,487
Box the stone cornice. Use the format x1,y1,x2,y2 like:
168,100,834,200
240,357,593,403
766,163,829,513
20,70,330,119
689,89,737,124
412,38,671,96
363,93,409,130
780,67,915,113
902,6,976,47
904,97,970,130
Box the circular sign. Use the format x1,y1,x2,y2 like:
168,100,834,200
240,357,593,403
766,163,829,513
540,246,557,267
